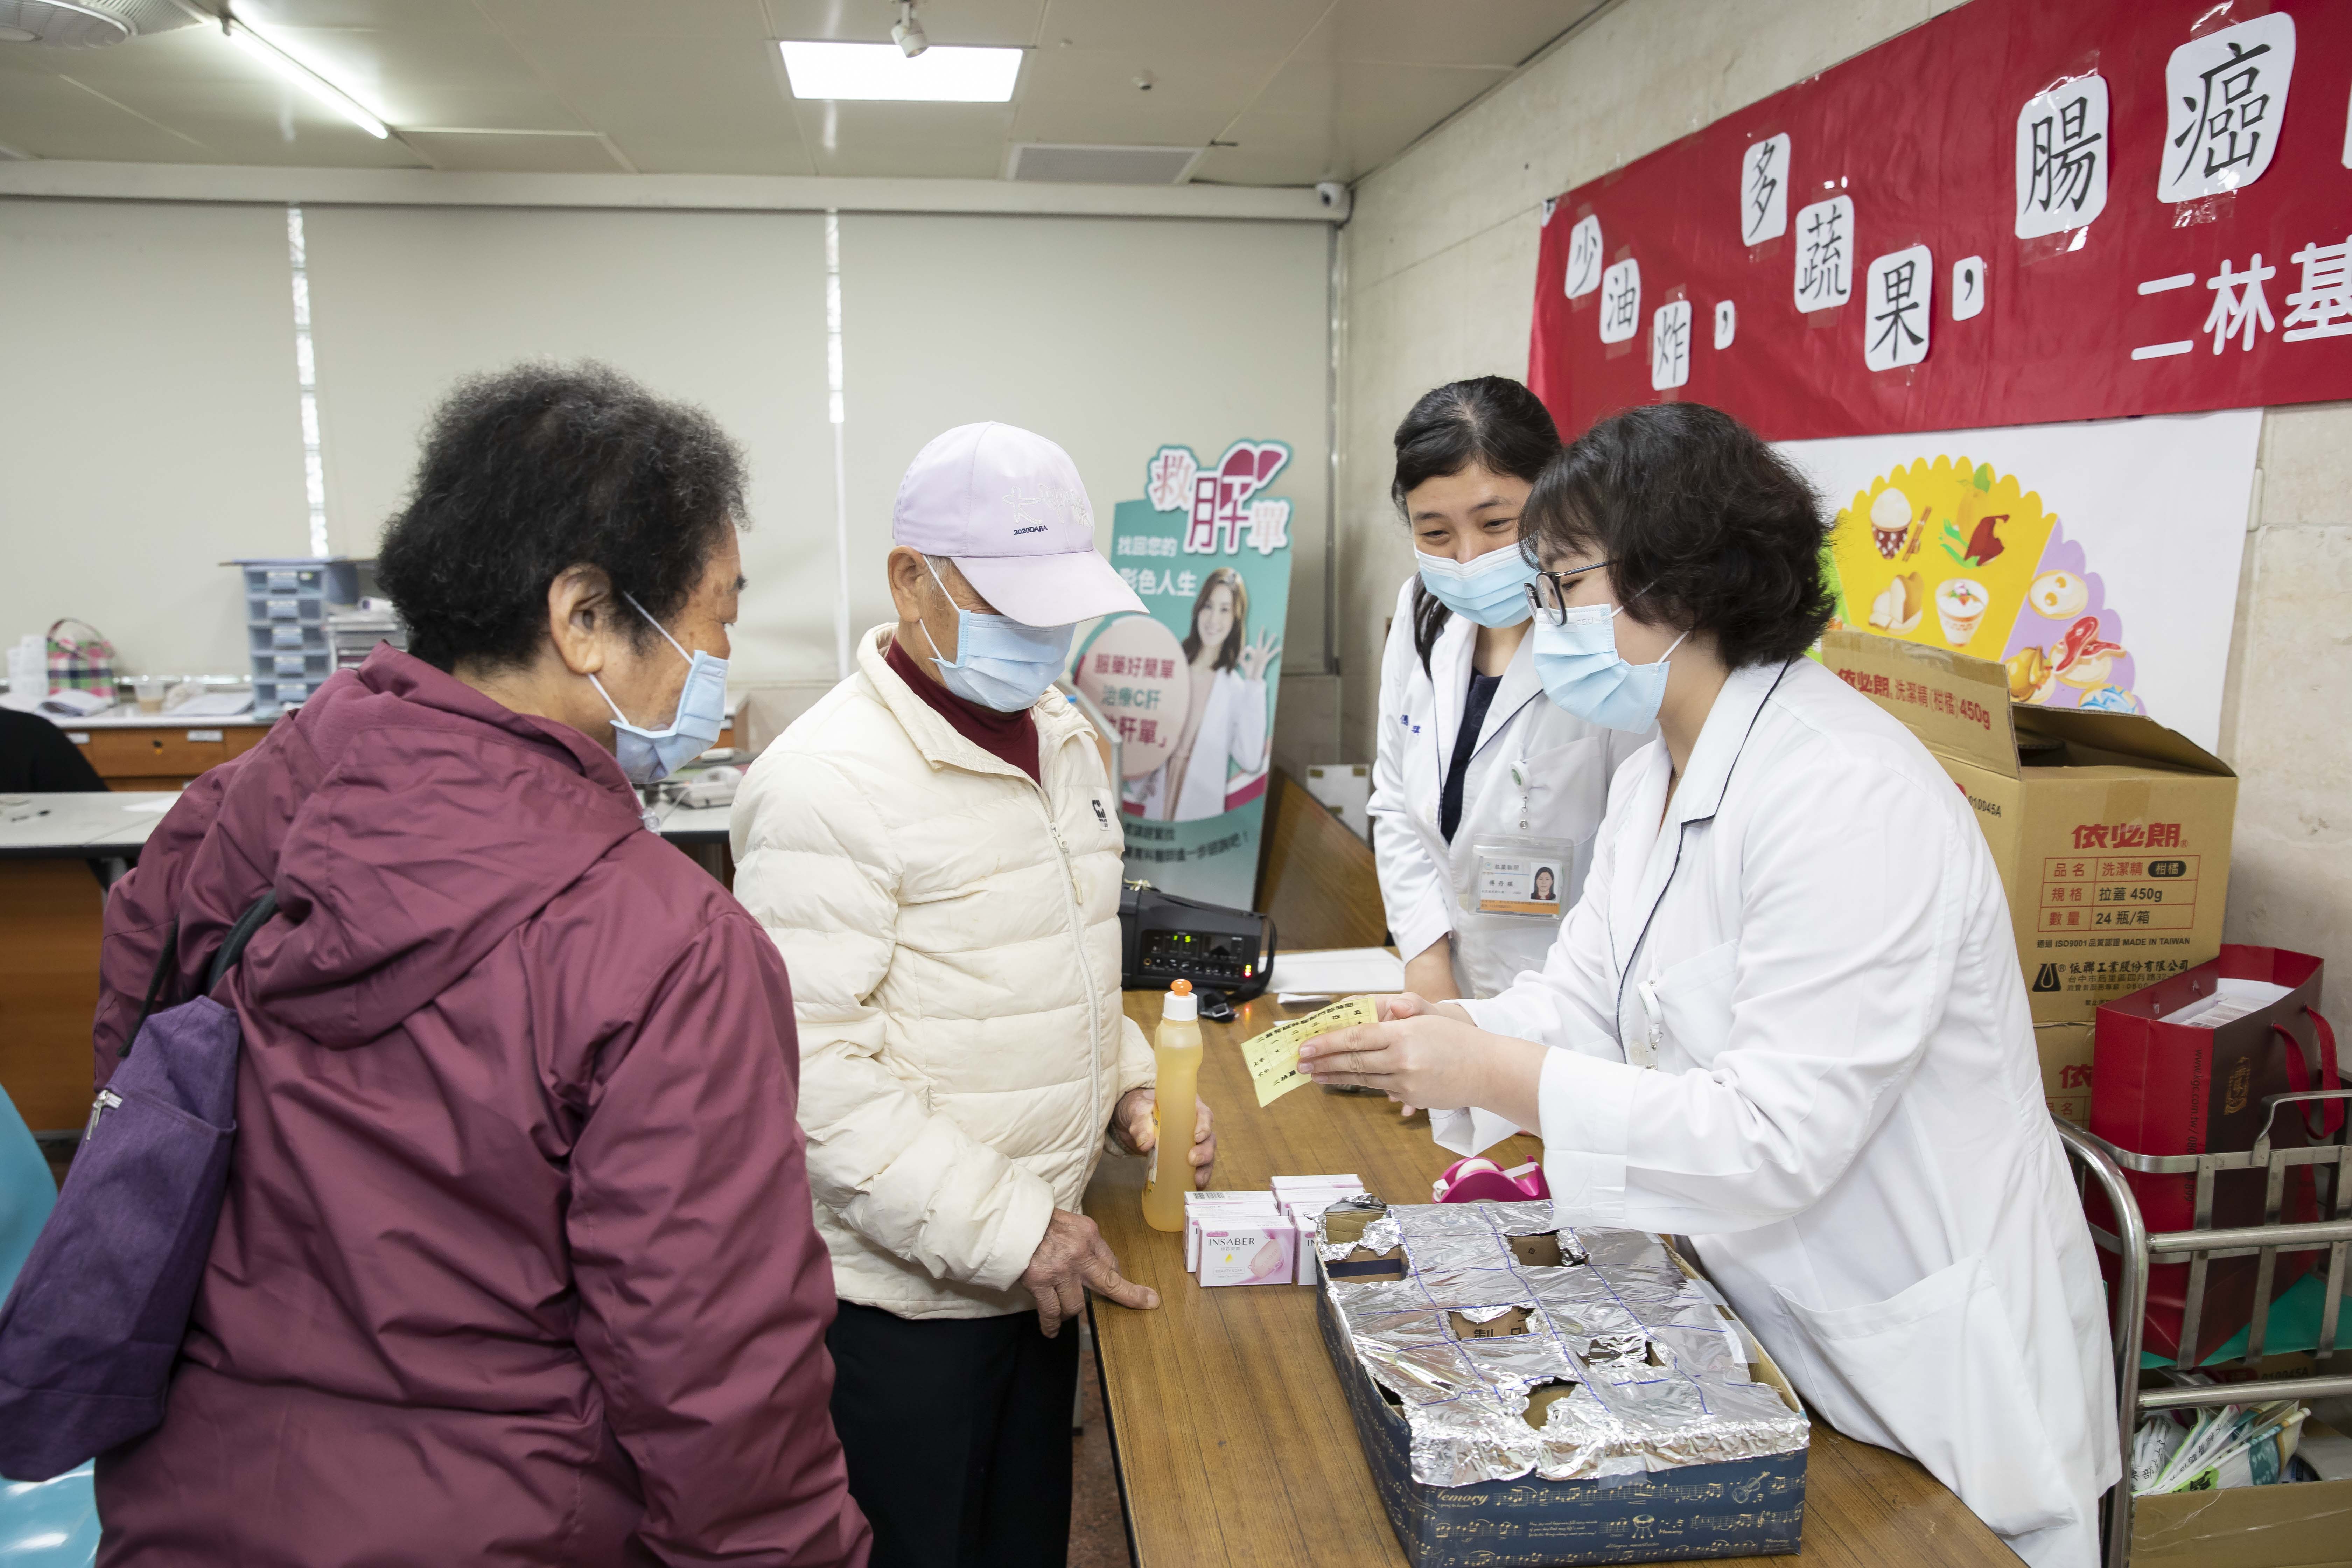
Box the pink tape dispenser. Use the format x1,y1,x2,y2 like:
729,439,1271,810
1432,1156,1550,1204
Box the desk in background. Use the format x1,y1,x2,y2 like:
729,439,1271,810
54,707,738,793
0,790,740,1137
1082,987,2018,1568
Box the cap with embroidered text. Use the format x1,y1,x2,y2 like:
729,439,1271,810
892,422,1146,627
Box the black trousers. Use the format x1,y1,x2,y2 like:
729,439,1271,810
827,1300,1081,1568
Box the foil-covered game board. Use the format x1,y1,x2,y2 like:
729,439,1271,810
1318,1199,1809,1490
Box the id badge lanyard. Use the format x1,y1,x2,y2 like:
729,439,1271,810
1464,758,1581,919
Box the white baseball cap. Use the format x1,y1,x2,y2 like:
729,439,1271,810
892,422,1146,627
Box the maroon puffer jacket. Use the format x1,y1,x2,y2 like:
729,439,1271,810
89,647,870,1568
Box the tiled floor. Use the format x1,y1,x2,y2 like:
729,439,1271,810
1071,1320,1134,1568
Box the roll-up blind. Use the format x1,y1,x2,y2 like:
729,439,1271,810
836,213,1331,669
0,198,310,678
302,206,834,682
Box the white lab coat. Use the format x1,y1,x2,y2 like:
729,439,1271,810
1129,665,1269,821
1369,577,1643,1000
1462,655,2118,1568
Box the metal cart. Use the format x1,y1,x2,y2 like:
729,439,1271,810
2054,1086,2352,1568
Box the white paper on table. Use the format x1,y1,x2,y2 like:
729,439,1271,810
2158,978,2292,1028
169,691,256,718
123,799,176,814
1265,947,1405,996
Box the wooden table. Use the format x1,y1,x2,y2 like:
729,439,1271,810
1081,989,2021,1568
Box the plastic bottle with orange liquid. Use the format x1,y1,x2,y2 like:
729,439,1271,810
1140,979,1202,1233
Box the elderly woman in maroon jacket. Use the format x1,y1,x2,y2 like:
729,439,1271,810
87,364,870,1568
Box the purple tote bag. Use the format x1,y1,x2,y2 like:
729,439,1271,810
0,890,275,1482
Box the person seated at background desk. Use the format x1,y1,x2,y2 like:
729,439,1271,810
88,363,869,1568
1300,404,2116,1568
0,708,106,794
733,422,1217,1568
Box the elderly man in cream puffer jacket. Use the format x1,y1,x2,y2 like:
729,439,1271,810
737,622,1155,1315
732,422,1217,1568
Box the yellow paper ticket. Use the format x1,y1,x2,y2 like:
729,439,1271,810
1241,995,1380,1108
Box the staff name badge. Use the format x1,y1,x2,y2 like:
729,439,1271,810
1471,844,1572,917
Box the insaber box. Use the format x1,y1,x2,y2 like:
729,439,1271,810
1197,1217,1299,1287
1185,1197,1282,1272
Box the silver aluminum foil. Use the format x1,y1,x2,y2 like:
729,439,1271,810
1321,1201,1809,1488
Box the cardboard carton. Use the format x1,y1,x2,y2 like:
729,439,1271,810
1819,630,2238,1122
2129,1409,2352,1566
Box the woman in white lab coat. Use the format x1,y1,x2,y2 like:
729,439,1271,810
1303,404,2119,1568
1130,566,1277,821
1370,378,1642,1008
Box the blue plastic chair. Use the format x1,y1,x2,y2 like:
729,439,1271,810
0,1087,98,1566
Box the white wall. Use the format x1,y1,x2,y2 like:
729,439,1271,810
302,205,837,682
838,212,1332,672
0,197,311,677
1337,0,2349,1015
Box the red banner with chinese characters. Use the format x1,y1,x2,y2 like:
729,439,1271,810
1527,0,2352,441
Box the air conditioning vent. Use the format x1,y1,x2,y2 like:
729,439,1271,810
0,0,201,47
1004,144,1203,186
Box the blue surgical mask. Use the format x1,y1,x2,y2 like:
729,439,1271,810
1531,600,1687,732
589,593,729,785
1415,545,1538,628
918,556,1074,713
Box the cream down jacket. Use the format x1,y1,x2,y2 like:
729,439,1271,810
732,626,1154,1320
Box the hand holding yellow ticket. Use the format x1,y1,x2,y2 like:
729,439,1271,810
1241,995,1381,1107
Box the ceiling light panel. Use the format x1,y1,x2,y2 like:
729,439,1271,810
777,41,1021,102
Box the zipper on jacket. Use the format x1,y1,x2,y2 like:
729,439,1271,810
84,1088,123,1144
1029,748,1104,1155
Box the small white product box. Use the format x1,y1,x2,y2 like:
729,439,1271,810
1197,1216,1300,1287
1185,1197,1282,1272
1270,1173,1362,1196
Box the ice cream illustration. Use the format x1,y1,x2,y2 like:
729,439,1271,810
1935,577,1988,648
1870,488,1912,559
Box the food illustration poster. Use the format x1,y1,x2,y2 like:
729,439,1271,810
1779,408,2261,752
1072,440,1296,908
1826,455,2137,714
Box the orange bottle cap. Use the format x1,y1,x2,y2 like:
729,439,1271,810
1170,979,1192,996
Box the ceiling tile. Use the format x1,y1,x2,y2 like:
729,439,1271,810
505,32,814,175
764,0,1046,48
234,25,575,131
1318,0,1603,69
1222,56,1507,181
0,65,215,161
472,0,774,38
234,1,493,32
805,100,1011,177
1030,0,1328,55
1007,45,1264,146
401,129,630,172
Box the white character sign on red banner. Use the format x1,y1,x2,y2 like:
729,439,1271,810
2158,12,2296,204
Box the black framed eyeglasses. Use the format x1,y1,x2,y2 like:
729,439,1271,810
1524,561,1613,625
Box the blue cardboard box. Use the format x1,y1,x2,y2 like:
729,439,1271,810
1314,1283,1807,1566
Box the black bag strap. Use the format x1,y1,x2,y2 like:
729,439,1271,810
121,918,181,1059
118,889,279,1060
209,889,280,993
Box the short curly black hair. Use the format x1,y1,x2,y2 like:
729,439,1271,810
376,362,746,673
1524,404,1833,669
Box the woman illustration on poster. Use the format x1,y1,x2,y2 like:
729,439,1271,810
1133,566,1279,821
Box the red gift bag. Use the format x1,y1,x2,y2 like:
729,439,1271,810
2087,945,2338,1366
